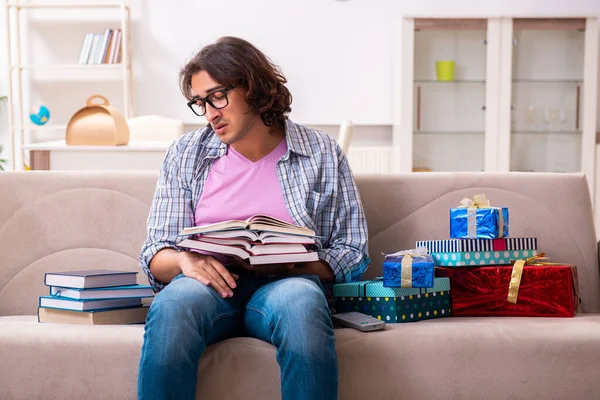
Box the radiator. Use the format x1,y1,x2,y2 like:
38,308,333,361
347,146,392,174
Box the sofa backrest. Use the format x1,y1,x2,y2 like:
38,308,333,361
0,171,156,317
0,171,598,315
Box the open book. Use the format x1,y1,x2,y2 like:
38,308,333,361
176,239,319,265
196,237,309,255
200,229,316,245
180,214,316,238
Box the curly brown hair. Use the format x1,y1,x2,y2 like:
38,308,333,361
179,36,292,129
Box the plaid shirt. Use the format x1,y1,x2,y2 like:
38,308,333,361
140,119,370,292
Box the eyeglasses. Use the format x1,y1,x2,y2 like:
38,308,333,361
187,85,236,117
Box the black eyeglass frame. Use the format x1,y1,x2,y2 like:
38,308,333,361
186,85,237,117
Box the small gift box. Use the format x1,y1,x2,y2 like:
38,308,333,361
333,278,451,323
432,249,538,267
449,194,509,239
416,237,537,253
382,247,434,288
435,253,579,317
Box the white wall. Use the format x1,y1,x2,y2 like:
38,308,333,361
131,0,600,126
1,0,600,155
0,3,8,163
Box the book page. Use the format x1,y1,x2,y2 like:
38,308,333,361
177,239,250,259
201,229,259,241
249,223,315,237
248,251,319,265
196,237,252,251
258,232,316,244
180,220,248,236
249,243,308,256
246,214,305,229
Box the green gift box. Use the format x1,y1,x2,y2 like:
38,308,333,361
333,278,451,323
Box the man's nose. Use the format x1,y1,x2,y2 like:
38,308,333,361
204,104,221,122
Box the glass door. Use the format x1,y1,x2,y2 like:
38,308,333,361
510,18,585,172
413,19,488,172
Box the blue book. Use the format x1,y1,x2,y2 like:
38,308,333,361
39,296,142,311
44,269,138,289
49,284,154,300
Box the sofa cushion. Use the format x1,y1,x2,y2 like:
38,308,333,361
2,315,600,400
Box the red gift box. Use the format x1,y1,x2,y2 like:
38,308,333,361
435,264,579,317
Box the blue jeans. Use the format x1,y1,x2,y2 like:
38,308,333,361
137,267,337,400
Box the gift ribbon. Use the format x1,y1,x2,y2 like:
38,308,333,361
401,255,413,288
507,253,581,312
459,194,504,238
507,253,549,304
383,247,429,289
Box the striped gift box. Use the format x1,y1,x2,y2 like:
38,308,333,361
417,237,537,253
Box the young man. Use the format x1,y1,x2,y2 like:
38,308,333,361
138,36,370,400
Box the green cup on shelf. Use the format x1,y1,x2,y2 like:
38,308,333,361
435,60,455,81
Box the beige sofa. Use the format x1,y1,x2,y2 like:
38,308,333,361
1,171,599,400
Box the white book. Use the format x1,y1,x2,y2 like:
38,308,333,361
201,229,316,245
96,28,112,64
87,34,102,64
181,214,316,238
196,237,308,255
44,269,138,289
78,33,94,65
177,239,318,265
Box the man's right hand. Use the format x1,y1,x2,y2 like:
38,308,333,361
178,252,239,298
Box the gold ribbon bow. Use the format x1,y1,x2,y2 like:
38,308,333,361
507,253,549,304
459,193,491,209
459,194,504,238
507,253,581,313
385,247,429,288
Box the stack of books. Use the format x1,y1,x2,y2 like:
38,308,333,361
177,214,320,265
38,270,154,325
78,28,123,65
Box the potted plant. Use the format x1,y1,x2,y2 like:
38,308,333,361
0,145,7,171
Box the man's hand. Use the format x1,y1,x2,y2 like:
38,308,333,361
178,252,239,298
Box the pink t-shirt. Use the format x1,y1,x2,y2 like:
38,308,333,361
194,138,293,264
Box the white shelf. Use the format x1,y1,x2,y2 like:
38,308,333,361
414,80,486,83
11,63,124,70
414,130,485,134
12,124,67,131
7,2,129,10
5,0,133,170
512,130,581,134
23,140,172,152
512,79,583,83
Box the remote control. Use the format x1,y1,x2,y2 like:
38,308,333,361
332,312,386,332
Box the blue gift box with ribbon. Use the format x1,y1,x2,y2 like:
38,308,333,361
382,247,434,288
333,278,451,323
449,194,509,239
